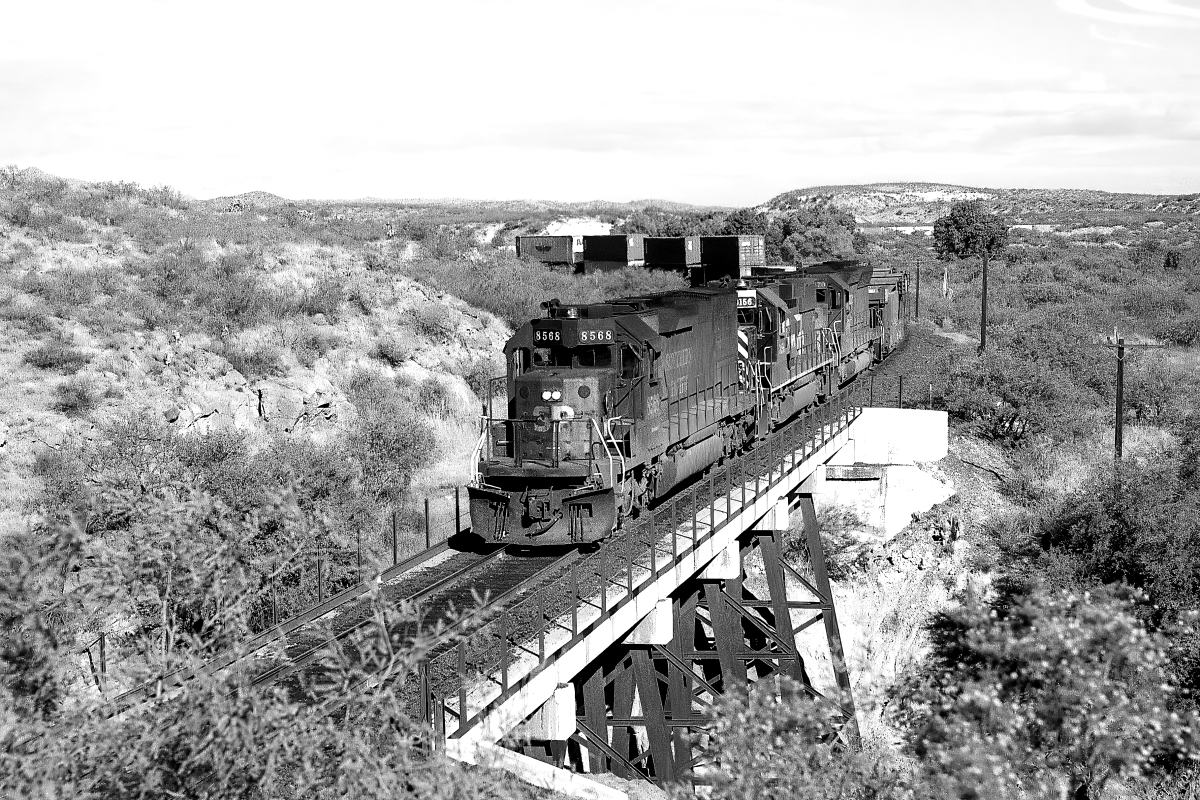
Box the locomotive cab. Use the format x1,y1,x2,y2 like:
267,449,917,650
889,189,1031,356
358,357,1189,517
469,301,656,545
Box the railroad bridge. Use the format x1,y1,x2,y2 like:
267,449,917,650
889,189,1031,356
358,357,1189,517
103,398,947,800
434,401,947,798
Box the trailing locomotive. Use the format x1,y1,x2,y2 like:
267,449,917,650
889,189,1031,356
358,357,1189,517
468,260,908,546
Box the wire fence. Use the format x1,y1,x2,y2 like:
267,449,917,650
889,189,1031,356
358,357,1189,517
79,487,470,696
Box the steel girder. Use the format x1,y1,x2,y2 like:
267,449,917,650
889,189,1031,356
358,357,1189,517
510,493,858,787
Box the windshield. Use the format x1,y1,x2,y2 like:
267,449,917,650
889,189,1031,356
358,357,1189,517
532,345,613,369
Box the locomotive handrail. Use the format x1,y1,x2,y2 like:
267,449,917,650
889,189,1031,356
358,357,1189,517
588,416,616,488
602,416,627,492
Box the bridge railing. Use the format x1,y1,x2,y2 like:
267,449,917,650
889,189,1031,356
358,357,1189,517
424,384,867,740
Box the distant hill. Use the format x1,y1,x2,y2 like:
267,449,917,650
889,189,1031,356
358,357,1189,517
200,191,290,210
766,183,1200,227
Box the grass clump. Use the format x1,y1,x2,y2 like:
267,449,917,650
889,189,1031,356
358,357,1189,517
24,340,91,373
371,336,412,366
53,375,101,416
221,341,287,379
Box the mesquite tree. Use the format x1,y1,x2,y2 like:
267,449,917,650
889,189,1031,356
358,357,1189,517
933,200,1008,351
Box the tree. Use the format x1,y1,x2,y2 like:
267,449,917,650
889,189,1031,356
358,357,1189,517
933,201,1008,351
720,208,768,236
765,199,860,264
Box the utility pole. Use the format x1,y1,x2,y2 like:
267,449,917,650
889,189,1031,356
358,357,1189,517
914,262,921,319
1115,336,1124,459
979,251,989,353
1101,333,1166,462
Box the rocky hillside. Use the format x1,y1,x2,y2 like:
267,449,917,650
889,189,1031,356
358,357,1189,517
768,182,1200,234
0,169,510,540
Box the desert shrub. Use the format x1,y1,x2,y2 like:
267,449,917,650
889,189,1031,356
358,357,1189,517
461,354,504,400
24,340,90,373
1156,310,1200,345
142,183,190,210
362,248,388,271
703,678,911,800
30,446,86,518
0,514,542,799
897,586,1200,798
348,407,437,506
221,341,286,379
416,377,455,417
297,271,345,320
52,376,100,416
16,268,100,310
407,303,455,342
943,349,1064,443
293,326,342,367
372,335,412,366
343,369,438,504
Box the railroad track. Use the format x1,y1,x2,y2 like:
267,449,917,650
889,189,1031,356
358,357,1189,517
269,545,580,703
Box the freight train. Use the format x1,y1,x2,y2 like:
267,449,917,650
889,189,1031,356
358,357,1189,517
467,260,909,546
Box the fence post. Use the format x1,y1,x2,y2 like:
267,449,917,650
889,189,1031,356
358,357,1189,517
455,486,462,534
357,529,362,582
99,633,106,692
425,498,431,549
928,382,933,409
271,578,278,627
317,546,323,605
392,511,398,566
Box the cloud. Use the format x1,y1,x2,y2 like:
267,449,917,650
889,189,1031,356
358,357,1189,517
1087,22,1163,45
1058,0,1200,25
1121,0,1200,19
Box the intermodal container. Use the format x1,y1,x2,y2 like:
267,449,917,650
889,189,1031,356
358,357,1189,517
517,235,575,264
644,236,702,268
700,235,766,271
582,234,646,265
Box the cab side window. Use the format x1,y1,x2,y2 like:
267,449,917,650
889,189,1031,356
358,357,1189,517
621,344,640,381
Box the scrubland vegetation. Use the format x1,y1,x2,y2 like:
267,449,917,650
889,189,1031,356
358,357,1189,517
4,168,1200,798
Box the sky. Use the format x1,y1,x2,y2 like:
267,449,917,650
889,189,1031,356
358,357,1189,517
3,0,1199,205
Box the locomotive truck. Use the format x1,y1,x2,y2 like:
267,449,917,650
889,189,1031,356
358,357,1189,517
467,260,908,546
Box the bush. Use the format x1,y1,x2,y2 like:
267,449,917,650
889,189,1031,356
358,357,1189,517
898,586,1200,798
461,354,504,400
52,375,100,416
407,303,455,342
416,377,455,418
221,341,286,379
24,341,90,373
297,272,345,320
371,336,412,366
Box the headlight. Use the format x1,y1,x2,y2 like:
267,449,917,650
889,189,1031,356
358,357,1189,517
551,390,562,401
541,390,553,401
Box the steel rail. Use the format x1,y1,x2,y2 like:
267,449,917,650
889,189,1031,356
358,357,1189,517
332,548,583,709
244,544,513,691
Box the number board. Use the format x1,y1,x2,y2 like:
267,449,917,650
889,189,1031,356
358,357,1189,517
567,322,614,346
736,290,757,309
532,323,562,344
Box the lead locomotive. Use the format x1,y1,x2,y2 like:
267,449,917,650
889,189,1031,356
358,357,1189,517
468,260,908,546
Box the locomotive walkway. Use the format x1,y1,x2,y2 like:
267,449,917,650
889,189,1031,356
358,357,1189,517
430,397,947,797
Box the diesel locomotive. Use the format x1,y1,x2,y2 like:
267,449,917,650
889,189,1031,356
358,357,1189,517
467,260,908,546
